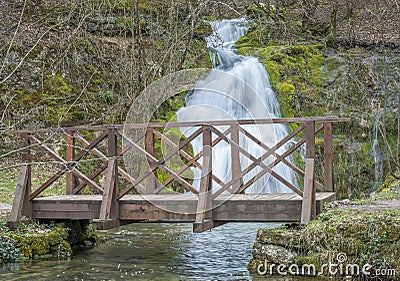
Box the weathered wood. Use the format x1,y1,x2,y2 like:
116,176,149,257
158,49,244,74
7,165,29,229
19,134,31,216
301,158,316,224
98,129,119,227
324,122,334,192
230,124,242,193
29,134,104,197
7,116,351,134
66,130,76,194
73,163,108,194
10,117,348,231
8,133,32,228
117,128,201,196
211,125,304,196
194,126,213,232
30,193,335,226
153,129,223,189
74,132,146,194
71,130,108,162
145,127,157,193
30,170,67,200
305,121,316,158
211,127,302,197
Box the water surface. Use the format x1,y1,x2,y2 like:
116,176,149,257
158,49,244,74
1,222,282,280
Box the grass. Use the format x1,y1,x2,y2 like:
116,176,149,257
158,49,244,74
0,166,19,204
0,159,66,205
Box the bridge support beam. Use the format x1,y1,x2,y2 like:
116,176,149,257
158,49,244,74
301,158,316,224
301,121,316,224
8,133,32,229
97,129,120,230
66,129,78,194
323,122,334,192
194,125,213,233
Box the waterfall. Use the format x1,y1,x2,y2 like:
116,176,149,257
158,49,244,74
371,112,384,191
176,18,297,194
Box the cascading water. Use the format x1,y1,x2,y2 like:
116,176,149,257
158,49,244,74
371,112,384,191
177,18,297,194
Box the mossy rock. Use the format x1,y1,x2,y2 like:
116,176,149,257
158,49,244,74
31,236,50,256
251,206,400,277
252,242,296,264
247,258,264,274
256,228,297,247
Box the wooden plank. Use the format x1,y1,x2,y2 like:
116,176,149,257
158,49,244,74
20,133,32,217
211,126,303,197
7,165,29,229
7,116,351,134
117,128,201,196
71,130,108,163
74,132,146,194
153,130,224,189
324,122,334,192
305,121,315,158
145,127,157,193
230,124,242,193
301,158,316,224
30,169,66,200
29,134,104,195
99,160,118,220
66,130,76,194
73,163,108,194
194,126,213,232
98,129,119,224
237,124,325,190
29,193,334,222
71,170,104,194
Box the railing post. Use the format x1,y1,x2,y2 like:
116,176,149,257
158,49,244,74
194,125,213,232
98,128,119,229
230,124,243,193
301,121,316,224
145,127,157,193
323,122,334,192
8,133,32,229
66,129,76,194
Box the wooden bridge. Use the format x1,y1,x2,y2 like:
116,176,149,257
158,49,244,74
7,117,348,232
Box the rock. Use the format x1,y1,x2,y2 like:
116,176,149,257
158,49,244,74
252,242,296,264
256,228,296,246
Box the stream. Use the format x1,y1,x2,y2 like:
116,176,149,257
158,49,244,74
1,222,283,280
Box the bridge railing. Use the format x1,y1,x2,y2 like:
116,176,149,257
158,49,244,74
7,116,350,230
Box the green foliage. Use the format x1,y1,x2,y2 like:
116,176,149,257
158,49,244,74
0,237,19,263
237,41,326,118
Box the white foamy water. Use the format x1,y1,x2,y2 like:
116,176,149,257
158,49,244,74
177,18,296,193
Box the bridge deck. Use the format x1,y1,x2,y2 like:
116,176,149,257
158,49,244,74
30,192,335,224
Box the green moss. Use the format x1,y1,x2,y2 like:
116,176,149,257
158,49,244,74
194,21,212,38
238,41,326,118
276,82,295,95
251,208,400,277
31,236,50,256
